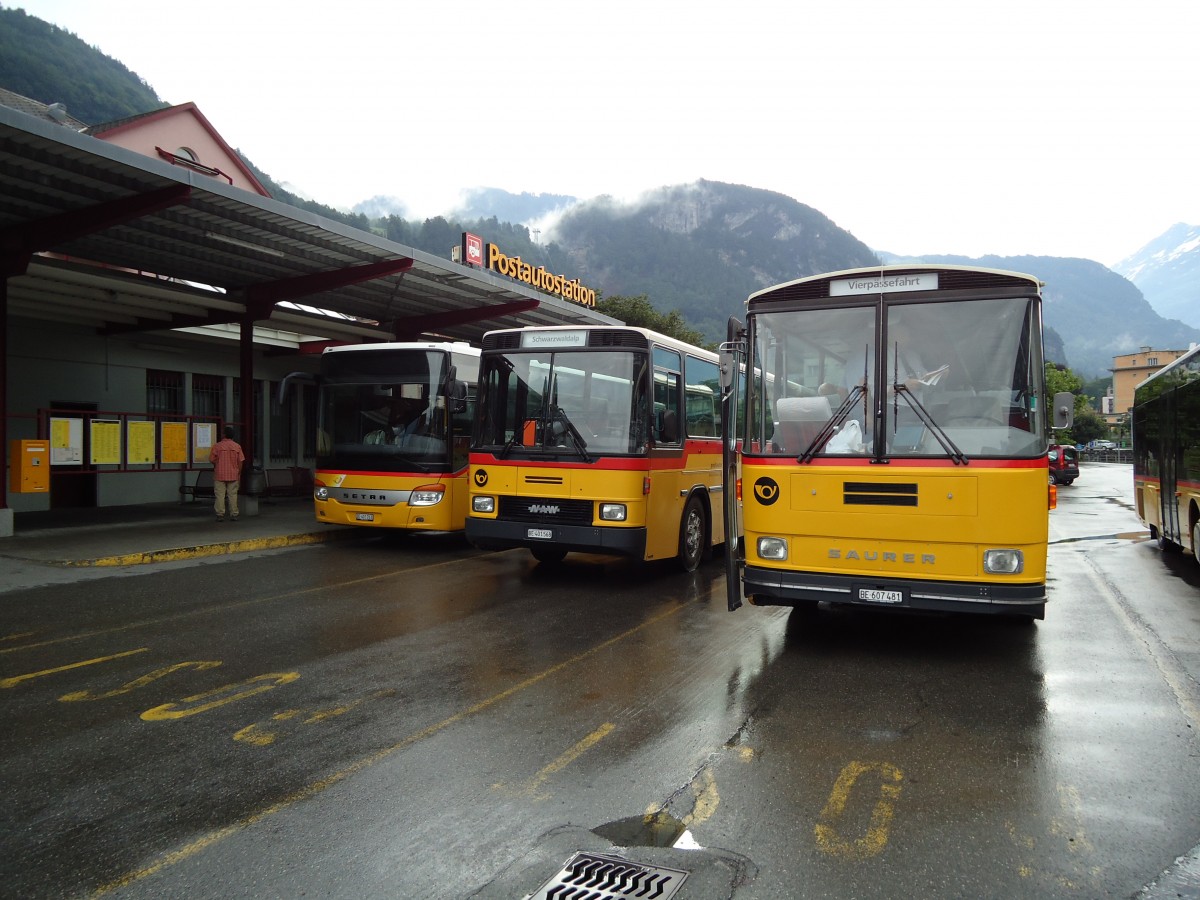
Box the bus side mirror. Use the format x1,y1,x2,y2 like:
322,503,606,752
1053,392,1074,429
279,371,317,404
449,380,468,413
719,351,735,391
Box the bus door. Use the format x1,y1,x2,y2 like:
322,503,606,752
1159,391,1180,543
720,316,745,611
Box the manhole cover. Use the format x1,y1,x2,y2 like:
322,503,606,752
527,850,689,899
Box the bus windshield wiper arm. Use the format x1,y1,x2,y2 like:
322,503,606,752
798,385,865,463
893,384,969,465
550,405,593,462
497,434,520,459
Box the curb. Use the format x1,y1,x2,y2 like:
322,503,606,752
50,528,363,568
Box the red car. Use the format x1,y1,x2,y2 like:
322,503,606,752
1048,444,1079,485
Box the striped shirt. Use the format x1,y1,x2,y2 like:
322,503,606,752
209,438,245,482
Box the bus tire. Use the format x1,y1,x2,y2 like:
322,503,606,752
678,495,706,573
530,545,567,565
1193,520,1200,566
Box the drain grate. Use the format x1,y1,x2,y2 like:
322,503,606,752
527,851,689,899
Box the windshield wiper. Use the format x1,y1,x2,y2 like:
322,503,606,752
798,385,866,463
497,433,521,459
548,405,593,462
892,384,969,465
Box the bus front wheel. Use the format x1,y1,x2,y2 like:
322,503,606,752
678,496,706,573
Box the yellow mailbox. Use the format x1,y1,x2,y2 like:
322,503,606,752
9,440,50,493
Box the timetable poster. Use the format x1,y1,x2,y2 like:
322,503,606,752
192,422,216,465
90,420,122,465
127,421,156,465
161,422,188,464
50,416,83,465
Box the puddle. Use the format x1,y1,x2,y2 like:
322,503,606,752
593,810,687,848
1051,531,1151,545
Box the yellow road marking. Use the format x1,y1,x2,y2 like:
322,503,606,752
0,647,149,689
233,690,396,747
59,661,222,702
814,760,904,860
141,672,301,721
496,723,615,798
93,597,697,895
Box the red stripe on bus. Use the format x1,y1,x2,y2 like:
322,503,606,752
743,456,1048,469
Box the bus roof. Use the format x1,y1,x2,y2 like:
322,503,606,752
322,341,479,356
1134,342,1200,392
481,324,717,360
747,264,1043,305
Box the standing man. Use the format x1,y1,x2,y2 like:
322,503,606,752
210,425,245,522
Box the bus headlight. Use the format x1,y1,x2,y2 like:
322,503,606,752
599,503,627,521
758,537,788,560
983,549,1024,574
473,496,495,514
409,486,446,507
314,486,329,501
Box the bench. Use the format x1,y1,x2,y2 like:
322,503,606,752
179,469,215,501
263,467,314,499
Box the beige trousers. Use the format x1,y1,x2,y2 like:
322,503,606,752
214,480,240,519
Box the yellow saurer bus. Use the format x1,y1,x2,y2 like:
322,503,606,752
720,265,1057,620
467,325,725,569
285,342,479,532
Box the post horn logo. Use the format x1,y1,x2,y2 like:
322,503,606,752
753,476,780,505
473,469,489,487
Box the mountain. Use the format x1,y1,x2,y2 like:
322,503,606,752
452,188,577,225
0,6,164,124
892,254,1200,378
547,180,880,341
1112,223,1200,329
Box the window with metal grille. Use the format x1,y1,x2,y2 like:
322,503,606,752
146,370,183,416
192,374,224,420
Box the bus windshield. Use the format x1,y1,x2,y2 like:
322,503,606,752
750,296,1044,460
319,350,452,471
476,349,646,456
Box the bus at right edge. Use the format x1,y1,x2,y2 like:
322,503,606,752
1133,342,1200,565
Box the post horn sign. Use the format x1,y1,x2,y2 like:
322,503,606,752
461,232,596,309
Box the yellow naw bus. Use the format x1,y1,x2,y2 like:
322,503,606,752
720,265,1064,620
467,325,725,569
285,342,479,532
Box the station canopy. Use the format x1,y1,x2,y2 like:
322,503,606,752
0,104,616,349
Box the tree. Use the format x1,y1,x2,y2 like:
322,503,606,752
1046,363,1114,444
1070,408,1107,445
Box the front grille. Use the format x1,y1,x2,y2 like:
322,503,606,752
528,852,688,900
499,496,594,524
843,481,918,506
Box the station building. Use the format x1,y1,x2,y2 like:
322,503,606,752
0,94,615,534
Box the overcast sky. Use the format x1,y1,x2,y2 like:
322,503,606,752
12,0,1200,265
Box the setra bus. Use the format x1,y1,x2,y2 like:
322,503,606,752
284,342,479,532
467,325,725,569
1132,342,1200,564
719,265,1064,619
